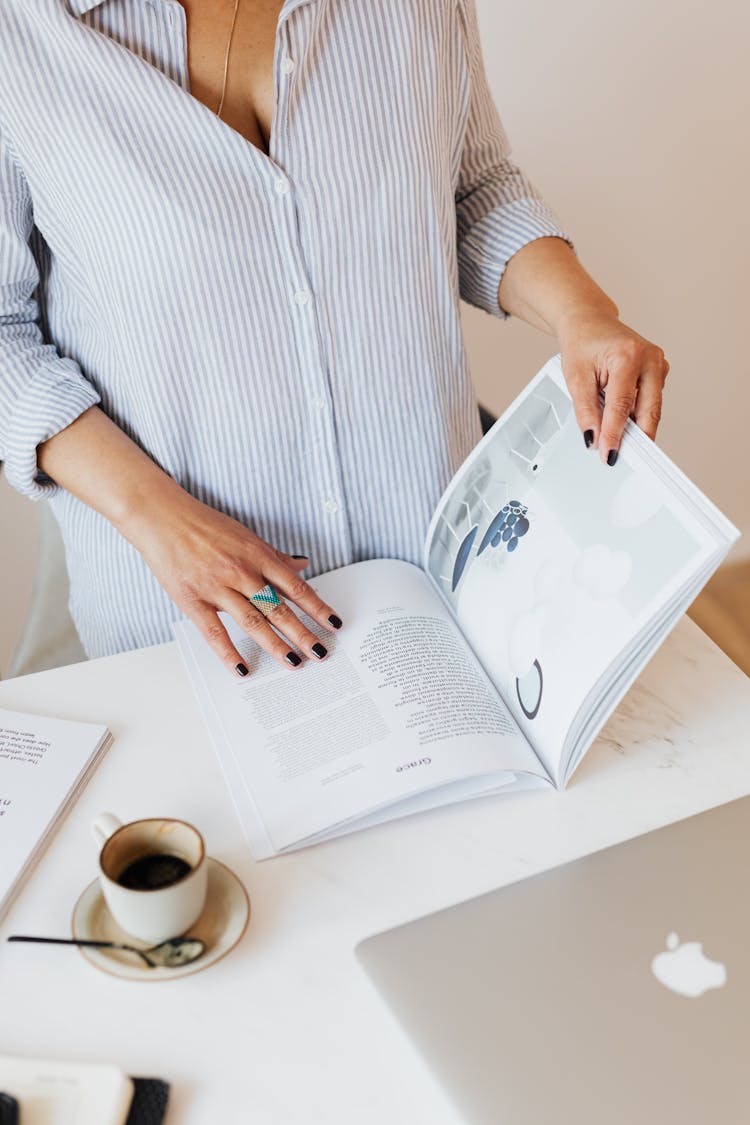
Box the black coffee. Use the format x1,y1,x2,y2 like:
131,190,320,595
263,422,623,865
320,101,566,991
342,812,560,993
116,853,192,891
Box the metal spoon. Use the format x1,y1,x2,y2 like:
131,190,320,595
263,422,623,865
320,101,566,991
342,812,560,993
7,933,205,968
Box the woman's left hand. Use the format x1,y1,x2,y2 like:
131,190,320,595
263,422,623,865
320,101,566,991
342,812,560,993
557,311,670,466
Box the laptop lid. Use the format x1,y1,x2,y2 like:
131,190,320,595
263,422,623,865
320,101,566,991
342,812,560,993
356,795,750,1125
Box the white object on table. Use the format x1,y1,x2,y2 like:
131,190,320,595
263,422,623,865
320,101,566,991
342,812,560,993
1,617,749,1125
0,708,111,922
0,1056,133,1125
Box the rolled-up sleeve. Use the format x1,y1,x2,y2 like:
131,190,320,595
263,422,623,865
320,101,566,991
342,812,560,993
455,0,574,318
0,124,100,499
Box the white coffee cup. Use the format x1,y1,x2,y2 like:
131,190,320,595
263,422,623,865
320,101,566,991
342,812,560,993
92,813,208,945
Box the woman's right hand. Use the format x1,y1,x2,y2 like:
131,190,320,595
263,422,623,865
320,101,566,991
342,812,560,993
124,477,343,678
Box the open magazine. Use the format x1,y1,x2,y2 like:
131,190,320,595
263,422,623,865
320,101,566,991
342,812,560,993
174,355,739,859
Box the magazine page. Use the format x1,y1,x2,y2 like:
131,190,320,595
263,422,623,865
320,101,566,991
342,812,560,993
423,355,738,782
177,634,535,858
173,558,547,858
0,710,111,919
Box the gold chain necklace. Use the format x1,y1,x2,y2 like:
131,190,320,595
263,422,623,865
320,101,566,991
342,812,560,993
216,0,241,119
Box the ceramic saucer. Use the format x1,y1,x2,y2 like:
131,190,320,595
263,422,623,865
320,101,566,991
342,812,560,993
71,857,250,982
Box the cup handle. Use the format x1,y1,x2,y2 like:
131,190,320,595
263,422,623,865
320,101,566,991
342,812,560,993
92,812,122,849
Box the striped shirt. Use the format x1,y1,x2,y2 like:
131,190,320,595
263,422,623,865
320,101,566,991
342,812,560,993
0,0,571,659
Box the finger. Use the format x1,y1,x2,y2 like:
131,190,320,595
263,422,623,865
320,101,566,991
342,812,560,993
633,365,665,441
598,357,638,465
274,549,310,570
233,585,330,663
633,349,669,439
261,557,344,633
222,589,307,670
562,356,603,449
186,602,256,678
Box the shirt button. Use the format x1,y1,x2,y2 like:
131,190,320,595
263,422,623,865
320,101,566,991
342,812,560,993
294,289,310,306
311,396,325,412
324,498,339,515
282,56,295,75
274,177,289,195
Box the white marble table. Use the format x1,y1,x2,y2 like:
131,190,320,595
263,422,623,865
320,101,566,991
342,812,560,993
1,617,749,1124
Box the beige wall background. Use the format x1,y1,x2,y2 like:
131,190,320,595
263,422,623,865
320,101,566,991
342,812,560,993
1,0,748,674
465,0,749,556
0,474,37,676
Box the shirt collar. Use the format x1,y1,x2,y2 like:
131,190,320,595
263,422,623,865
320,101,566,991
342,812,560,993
68,0,187,12
68,0,317,13
68,0,114,12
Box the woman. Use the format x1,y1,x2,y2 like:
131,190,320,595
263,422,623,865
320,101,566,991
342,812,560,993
0,0,668,677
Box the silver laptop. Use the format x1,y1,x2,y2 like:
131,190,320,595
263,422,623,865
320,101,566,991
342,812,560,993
356,796,750,1124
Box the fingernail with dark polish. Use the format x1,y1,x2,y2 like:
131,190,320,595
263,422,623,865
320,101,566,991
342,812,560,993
235,663,249,677
584,429,594,449
607,449,619,467
285,651,302,666
291,554,309,560
312,643,327,659
328,614,343,629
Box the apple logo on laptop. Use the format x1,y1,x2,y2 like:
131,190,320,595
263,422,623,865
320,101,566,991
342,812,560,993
651,932,727,998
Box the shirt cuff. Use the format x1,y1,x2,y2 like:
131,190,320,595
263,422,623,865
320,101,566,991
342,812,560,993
457,197,575,318
2,359,101,500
